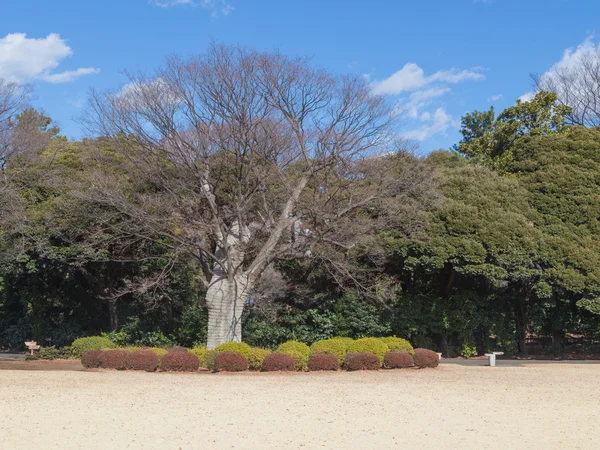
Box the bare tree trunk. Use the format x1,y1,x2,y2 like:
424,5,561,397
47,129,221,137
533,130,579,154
107,299,118,331
205,273,251,349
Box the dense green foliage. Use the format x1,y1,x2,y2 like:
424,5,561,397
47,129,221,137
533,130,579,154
379,337,414,354
347,338,389,364
276,340,311,371
214,342,252,358
309,337,354,364
71,337,116,358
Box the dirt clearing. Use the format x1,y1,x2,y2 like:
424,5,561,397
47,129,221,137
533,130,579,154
0,364,598,449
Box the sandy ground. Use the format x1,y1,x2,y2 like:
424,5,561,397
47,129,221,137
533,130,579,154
0,364,599,450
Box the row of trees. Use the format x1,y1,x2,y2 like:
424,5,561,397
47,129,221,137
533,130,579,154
2,45,600,354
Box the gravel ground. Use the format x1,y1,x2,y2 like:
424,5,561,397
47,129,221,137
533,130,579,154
0,364,598,449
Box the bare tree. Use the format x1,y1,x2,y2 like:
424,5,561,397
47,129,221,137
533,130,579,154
0,79,32,223
532,46,600,127
83,44,407,348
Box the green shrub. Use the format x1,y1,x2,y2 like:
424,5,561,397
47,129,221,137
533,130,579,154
27,346,72,360
277,340,310,371
122,346,143,353
247,347,272,371
379,337,414,355
203,350,218,371
147,347,168,367
347,337,389,364
214,342,252,358
310,337,354,365
460,342,477,359
189,346,209,368
71,336,116,358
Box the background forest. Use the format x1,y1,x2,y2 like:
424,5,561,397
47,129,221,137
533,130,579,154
2,46,600,357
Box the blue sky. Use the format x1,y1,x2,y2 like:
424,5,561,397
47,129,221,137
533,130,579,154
0,0,597,152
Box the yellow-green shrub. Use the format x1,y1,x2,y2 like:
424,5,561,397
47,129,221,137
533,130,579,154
203,350,218,371
379,337,414,355
277,340,310,371
247,347,272,371
189,346,209,368
71,336,116,358
147,347,168,367
310,337,354,365
214,342,251,358
347,337,389,364
122,346,143,353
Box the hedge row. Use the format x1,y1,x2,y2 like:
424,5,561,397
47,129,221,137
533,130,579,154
82,348,439,372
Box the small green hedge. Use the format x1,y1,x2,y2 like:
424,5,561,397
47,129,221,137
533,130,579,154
26,346,73,360
71,336,116,358
346,338,389,364
379,337,414,354
310,337,354,365
277,340,310,371
247,347,272,371
214,342,252,358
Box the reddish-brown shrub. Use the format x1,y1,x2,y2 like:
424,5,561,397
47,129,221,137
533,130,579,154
126,350,158,372
98,350,128,370
344,352,380,371
308,353,339,371
383,351,414,369
261,352,296,371
413,348,440,368
81,350,102,369
214,352,249,372
160,350,199,372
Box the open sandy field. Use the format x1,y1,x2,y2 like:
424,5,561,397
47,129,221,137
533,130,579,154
0,363,599,449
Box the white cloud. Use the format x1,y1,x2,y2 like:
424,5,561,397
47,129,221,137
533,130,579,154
151,0,233,16
41,68,100,83
370,62,483,142
518,92,535,103
403,107,452,141
0,33,99,84
371,63,484,95
487,94,502,102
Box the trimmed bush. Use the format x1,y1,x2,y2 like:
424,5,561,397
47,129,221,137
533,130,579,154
310,337,353,365
122,346,143,353
379,337,414,355
277,340,310,371
308,353,339,371
203,350,218,371
344,352,381,371
98,350,128,370
160,349,200,372
214,342,252,358
147,347,168,367
71,336,116,358
189,346,209,368
214,352,249,372
126,350,158,372
262,352,296,372
347,338,389,364
413,348,440,368
81,350,102,369
383,352,414,369
27,346,72,360
247,347,272,371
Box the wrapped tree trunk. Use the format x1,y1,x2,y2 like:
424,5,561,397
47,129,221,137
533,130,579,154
205,221,252,349
205,273,251,349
